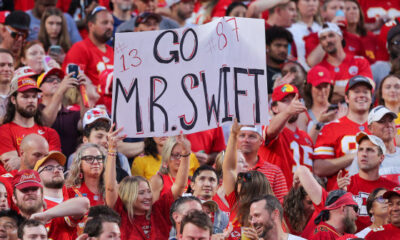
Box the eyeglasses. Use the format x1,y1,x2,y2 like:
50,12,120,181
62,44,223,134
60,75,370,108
237,172,252,182
38,165,64,174
81,155,105,164
347,205,359,213
43,76,62,84
5,26,27,39
170,153,187,160
374,196,388,204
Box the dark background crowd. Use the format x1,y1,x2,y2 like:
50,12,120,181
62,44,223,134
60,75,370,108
0,0,399,239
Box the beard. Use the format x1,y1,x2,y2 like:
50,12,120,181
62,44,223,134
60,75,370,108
255,219,274,238
16,197,42,216
16,102,36,118
43,178,65,189
288,114,299,123
270,55,286,65
343,215,357,234
94,30,113,43
324,43,337,55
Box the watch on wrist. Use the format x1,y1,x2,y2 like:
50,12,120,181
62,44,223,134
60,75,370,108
315,122,324,131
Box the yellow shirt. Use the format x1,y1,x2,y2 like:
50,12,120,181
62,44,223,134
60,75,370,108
396,113,400,135
131,153,200,180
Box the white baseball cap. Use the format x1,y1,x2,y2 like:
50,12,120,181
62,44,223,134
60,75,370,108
318,22,343,38
356,132,386,155
83,107,111,129
368,105,397,125
240,125,262,136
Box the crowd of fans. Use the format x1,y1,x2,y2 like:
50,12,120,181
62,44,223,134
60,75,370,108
0,0,399,239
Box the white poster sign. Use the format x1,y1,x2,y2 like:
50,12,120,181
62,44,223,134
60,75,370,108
113,17,268,137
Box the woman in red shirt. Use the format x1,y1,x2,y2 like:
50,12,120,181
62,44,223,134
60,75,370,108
66,143,106,207
105,128,191,240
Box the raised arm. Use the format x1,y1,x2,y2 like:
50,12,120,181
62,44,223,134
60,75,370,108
294,166,322,205
171,135,191,200
222,119,241,196
313,153,355,177
246,0,289,18
104,125,126,208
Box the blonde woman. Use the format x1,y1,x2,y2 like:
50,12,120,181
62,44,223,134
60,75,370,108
150,136,199,202
66,143,106,207
105,126,191,240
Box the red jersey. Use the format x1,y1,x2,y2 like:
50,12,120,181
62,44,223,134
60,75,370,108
301,189,328,239
113,189,174,240
212,193,230,215
46,216,78,240
159,173,190,198
304,31,364,62
358,0,400,23
314,116,369,190
359,32,381,64
186,127,226,154
225,191,241,240
44,186,70,209
316,54,372,89
67,182,104,207
259,127,313,189
249,157,288,202
311,222,342,240
333,174,397,231
0,122,61,155
365,224,400,240
63,38,114,89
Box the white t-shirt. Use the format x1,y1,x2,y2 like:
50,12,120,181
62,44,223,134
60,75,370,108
288,234,306,240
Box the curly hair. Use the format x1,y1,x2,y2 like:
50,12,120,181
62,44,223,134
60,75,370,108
65,143,106,198
283,186,309,232
235,171,274,226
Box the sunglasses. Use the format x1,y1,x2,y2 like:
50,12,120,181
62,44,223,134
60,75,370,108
6,26,27,39
43,76,62,84
237,172,252,182
347,205,359,213
374,196,388,204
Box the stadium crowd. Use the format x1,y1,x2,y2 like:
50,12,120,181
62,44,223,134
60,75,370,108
0,0,399,239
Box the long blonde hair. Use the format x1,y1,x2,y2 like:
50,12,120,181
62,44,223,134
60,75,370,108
158,137,179,175
65,143,106,197
118,176,152,221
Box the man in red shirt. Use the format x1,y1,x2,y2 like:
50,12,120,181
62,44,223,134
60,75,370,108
63,6,114,101
313,23,372,102
237,123,288,202
314,75,373,190
12,170,89,240
365,187,400,239
0,75,61,172
311,190,358,240
34,151,68,209
259,83,313,189
336,132,397,231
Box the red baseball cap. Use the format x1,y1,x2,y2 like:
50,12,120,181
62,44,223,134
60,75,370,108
0,11,10,24
383,187,400,199
307,66,333,87
271,84,298,102
10,77,42,95
12,170,43,190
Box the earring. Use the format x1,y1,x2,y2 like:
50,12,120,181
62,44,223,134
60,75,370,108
371,216,375,223
79,172,83,179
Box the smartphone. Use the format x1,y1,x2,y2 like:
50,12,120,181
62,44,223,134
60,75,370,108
48,45,62,56
67,64,79,79
42,56,52,72
327,104,339,112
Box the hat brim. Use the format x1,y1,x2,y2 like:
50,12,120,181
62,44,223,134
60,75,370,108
18,85,42,93
34,151,67,171
14,180,42,190
383,190,400,199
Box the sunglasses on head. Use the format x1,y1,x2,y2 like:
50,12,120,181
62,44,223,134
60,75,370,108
237,172,252,182
6,26,27,39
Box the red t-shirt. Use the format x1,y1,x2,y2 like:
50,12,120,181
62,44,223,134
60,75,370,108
249,157,288,202
67,182,104,207
365,224,400,240
0,122,61,156
186,127,226,154
113,189,174,240
310,221,342,240
360,32,381,64
63,38,114,89
225,191,241,240
258,127,314,189
358,0,400,23
212,193,230,215
159,173,190,198
44,186,70,210
333,174,397,231
314,116,369,190
376,18,400,61
316,54,372,90
46,216,78,240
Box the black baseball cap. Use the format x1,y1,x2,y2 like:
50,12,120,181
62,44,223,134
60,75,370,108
4,10,30,31
345,75,373,93
135,12,161,27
